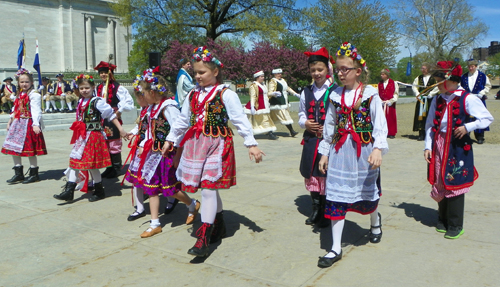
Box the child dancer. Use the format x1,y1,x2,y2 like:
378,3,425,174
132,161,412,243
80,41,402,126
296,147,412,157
164,47,265,257
424,61,493,239
53,74,126,202
125,68,200,238
2,69,47,184
268,68,300,137
124,77,150,221
299,47,336,227
317,42,388,268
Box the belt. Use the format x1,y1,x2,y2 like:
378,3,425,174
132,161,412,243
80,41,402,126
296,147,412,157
85,122,102,131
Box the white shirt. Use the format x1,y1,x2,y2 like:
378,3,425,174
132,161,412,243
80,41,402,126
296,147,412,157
424,89,494,150
141,99,181,147
467,70,492,96
298,81,333,129
99,84,134,113
77,97,117,122
167,84,258,147
412,75,439,98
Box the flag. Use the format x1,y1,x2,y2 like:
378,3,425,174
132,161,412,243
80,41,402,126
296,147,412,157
17,39,25,69
33,39,42,88
406,61,412,76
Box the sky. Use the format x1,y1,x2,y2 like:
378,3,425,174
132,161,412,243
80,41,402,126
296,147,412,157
295,0,500,61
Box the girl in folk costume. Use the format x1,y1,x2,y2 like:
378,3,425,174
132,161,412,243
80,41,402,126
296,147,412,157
2,69,47,184
378,68,398,138
124,78,150,221
164,47,265,257
126,69,200,238
298,47,337,227
412,63,439,141
94,61,135,178
244,70,278,140
460,59,492,144
424,61,493,239
317,42,388,268
268,68,300,137
53,74,127,202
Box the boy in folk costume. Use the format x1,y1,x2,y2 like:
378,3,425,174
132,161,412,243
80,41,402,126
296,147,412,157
38,76,51,112
244,70,278,140
378,68,398,138
460,59,492,144
299,47,336,227
175,58,195,106
1,77,16,114
2,69,47,184
425,61,493,239
412,63,439,141
268,68,300,137
94,61,134,178
46,74,72,113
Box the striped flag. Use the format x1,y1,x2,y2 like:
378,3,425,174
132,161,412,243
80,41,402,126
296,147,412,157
17,39,25,69
33,39,42,88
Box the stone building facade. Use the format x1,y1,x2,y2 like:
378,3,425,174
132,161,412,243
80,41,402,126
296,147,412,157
0,0,130,81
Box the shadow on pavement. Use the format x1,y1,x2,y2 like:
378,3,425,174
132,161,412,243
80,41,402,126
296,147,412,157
391,202,436,228
39,168,67,181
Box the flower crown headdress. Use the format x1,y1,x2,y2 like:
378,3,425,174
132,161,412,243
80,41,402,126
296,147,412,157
74,74,94,84
192,46,224,68
132,74,142,92
15,68,31,78
137,67,167,95
337,42,367,70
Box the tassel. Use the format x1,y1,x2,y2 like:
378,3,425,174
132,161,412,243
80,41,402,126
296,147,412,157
308,114,314,119
309,100,315,106
308,107,314,113
320,108,325,113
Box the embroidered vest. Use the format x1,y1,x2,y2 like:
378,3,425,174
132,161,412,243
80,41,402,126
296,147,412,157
151,108,171,152
303,85,330,136
96,82,120,108
428,92,478,189
189,89,233,138
82,98,103,130
461,72,486,94
418,75,436,92
332,97,374,144
269,79,287,106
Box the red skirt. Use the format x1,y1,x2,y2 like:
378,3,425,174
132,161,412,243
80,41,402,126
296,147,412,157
385,104,397,136
182,136,236,193
70,131,111,170
1,118,47,157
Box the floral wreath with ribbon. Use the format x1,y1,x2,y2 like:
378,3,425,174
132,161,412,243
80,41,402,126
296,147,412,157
336,42,367,70
74,74,95,84
15,68,31,78
135,66,167,95
192,46,224,68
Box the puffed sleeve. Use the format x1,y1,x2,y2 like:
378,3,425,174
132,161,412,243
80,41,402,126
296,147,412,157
116,85,134,113
479,76,492,96
464,95,494,132
424,96,437,151
369,93,389,154
223,89,258,146
412,76,419,96
268,79,277,96
298,90,307,129
29,92,42,127
163,100,184,146
249,84,258,108
95,97,117,121
166,92,192,146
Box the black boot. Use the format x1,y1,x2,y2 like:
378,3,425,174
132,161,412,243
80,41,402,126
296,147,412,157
210,211,227,243
286,124,298,137
317,195,330,228
103,154,122,178
54,182,77,201
89,182,105,202
7,166,24,184
188,222,214,257
305,192,321,225
418,130,425,141
267,131,278,140
22,167,40,184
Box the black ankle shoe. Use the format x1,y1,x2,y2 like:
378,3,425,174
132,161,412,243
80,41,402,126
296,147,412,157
22,167,40,184
164,198,179,215
369,212,382,244
89,182,105,202
318,250,342,268
7,166,24,184
268,132,278,140
127,210,146,221
188,223,214,257
290,130,299,137
54,182,77,201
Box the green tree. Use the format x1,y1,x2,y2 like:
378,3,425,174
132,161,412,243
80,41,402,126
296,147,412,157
306,0,398,83
394,0,488,61
279,32,310,51
485,53,500,79
393,57,413,84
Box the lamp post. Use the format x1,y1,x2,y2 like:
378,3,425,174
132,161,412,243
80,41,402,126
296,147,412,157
405,46,412,77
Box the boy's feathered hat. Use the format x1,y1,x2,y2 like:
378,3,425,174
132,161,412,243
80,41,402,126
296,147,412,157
433,61,462,82
304,47,329,66
94,61,117,73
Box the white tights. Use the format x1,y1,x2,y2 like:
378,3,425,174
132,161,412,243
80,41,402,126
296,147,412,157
134,187,145,213
13,156,37,168
67,168,101,183
200,189,223,224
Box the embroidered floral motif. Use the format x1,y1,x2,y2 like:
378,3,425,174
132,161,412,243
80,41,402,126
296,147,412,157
446,158,468,182
211,100,223,114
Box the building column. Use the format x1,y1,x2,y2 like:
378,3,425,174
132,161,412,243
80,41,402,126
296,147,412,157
85,14,94,71
107,17,116,66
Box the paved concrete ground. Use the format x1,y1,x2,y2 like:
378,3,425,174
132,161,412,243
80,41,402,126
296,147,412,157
0,122,499,287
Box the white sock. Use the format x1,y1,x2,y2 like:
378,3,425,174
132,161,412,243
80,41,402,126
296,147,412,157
88,169,101,183
134,187,145,213
370,210,381,235
325,219,344,258
13,156,22,166
67,168,78,182
67,102,73,110
50,100,57,109
188,198,198,213
60,100,66,110
200,189,218,224
150,218,160,227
